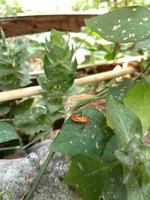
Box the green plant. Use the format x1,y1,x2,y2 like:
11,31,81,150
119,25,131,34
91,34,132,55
43,5,150,200
0,29,31,90
0,0,24,16
1,3,150,200
0,29,77,151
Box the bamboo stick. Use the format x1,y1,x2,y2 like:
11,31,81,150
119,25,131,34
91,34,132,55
0,86,42,102
0,67,135,102
74,67,135,86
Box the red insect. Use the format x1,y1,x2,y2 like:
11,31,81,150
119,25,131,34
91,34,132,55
71,114,91,123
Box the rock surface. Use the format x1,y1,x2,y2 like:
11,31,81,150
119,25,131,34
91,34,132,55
0,139,80,200
0,153,39,200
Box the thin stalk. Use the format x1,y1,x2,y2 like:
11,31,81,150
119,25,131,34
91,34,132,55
23,151,54,200
0,190,12,200
125,0,128,7
22,132,49,150
114,0,118,8
135,62,150,81
0,146,21,152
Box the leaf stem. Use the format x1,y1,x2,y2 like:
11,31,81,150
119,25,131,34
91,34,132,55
125,0,128,7
135,62,150,81
0,146,21,152
0,190,12,200
23,151,54,200
114,0,118,8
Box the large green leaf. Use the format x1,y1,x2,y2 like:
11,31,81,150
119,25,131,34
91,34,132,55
64,154,107,200
50,108,110,158
0,122,18,143
124,79,150,133
104,166,127,200
106,96,143,148
85,6,150,43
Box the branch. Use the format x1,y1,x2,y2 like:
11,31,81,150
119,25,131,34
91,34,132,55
0,14,96,37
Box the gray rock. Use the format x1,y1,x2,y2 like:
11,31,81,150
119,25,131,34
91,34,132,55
0,140,80,200
0,153,39,200
30,139,80,200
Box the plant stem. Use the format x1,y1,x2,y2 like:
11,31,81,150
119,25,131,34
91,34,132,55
23,151,54,200
0,146,21,152
114,0,118,8
135,62,150,81
0,190,12,200
125,0,128,7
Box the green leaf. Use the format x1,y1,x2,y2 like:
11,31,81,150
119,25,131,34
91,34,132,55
126,174,150,200
64,154,107,200
0,103,10,116
0,38,31,90
124,79,150,133
14,99,52,135
0,122,18,143
115,150,134,168
106,96,143,148
85,6,150,43
0,64,14,77
104,165,127,200
46,97,63,113
42,29,77,93
106,79,134,103
102,135,117,163
50,108,110,158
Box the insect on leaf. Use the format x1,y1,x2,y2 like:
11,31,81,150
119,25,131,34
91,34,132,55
50,108,110,158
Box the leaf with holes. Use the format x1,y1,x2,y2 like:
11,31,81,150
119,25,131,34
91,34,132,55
50,108,110,158
85,6,150,43
124,79,150,133
106,96,143,148
0,122,18,143
64,154,107,200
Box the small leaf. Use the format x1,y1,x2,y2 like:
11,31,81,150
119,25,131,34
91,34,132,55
0,122,18,143
126,174,150,200
64,154,107,200
0,103,10,116
106,79,134,103
85,6,150,43
124,79,150,133
50,108,110,158
106,96,143,148
102,135,117,163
